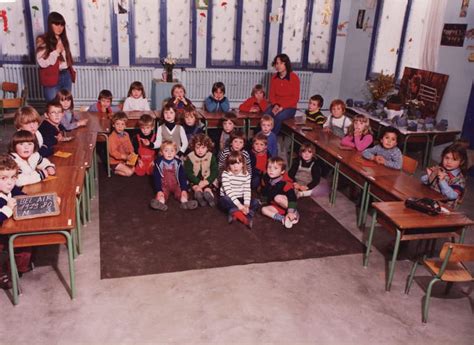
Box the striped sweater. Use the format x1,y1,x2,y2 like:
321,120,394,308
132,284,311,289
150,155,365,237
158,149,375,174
220,170,251,207
218,148,252,176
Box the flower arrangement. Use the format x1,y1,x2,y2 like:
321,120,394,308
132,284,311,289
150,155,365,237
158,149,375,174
366,71,395,101
160,55,177,82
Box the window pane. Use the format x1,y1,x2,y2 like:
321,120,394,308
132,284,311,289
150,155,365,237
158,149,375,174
48,0,81,60
0,0,30,61
398,0,430,77
133,0,160,63
282,0,308,64
371,0,408,75
167,0,191,64
240,0,267,66
308,0,336,69
211,0,238,65
82,0,113,63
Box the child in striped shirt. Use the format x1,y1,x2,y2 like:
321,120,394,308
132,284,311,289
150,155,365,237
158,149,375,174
218,130,252,176
219,151,260,228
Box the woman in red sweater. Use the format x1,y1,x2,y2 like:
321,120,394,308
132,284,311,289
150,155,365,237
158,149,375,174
264,54,300,134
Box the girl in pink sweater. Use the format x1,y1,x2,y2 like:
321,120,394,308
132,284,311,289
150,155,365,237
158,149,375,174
341,114,373,151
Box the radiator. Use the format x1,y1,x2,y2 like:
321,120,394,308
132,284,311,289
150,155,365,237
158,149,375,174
1,64,312,107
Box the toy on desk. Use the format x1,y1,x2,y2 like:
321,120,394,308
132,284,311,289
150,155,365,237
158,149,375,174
54,151,72,158
13,192,60,220
126,153,138,166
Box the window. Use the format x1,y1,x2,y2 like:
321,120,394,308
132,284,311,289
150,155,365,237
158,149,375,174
207,0,270,68
130,0,161,65
278,0,340,72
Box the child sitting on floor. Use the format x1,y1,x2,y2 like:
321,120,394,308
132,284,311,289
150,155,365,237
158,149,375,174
249,133,269,189
153,104,188,157
14,106,49,157
123,81,150,111
205,82,230,113
218,131,252,176
341,114,373,151
261,157,299,229
108,112,135,177
38,100,68,157
150,140,198,211
323,99,352,137
184,133,218,207
306,94,326,125
421,143,467,209
362,126,402,170
257,115,278,157
215,112,237,153
88,89,121,114
9,130,56,187
239,84,268,113
288,143,323,198
132,114,156,176
55,89,88,131
219,151,260,228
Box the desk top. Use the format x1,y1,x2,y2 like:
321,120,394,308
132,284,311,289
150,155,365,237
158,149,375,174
77,111,159,133
50,129,96,168
372,201,474,230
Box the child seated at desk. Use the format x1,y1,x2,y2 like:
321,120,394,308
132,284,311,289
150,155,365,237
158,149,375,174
14,106,51,157
38,100,68,157
108,112,135,177
205,82,230,113
362,126,402,170
341,114,373,151
288,143,323,198
88,89,121,114
9,130,56,187
132,114,156,176
123,81,150,111
323,99,352,137
55,89,88,131
168,83,194,112
239,84,268,113
306,94,326,125
421,143,467,209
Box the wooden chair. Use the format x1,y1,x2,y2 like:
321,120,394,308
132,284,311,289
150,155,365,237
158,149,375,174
0,85,28,125
405,242,474,323
402,155,418,175
1,81,19,98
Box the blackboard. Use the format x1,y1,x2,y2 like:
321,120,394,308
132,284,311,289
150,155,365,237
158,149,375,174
13,193,60,220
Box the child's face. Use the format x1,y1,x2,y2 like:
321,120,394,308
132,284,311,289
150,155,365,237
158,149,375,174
20,121,39,134
131,89,143,99
46,106,64,125
184,115,196,126
267,162,284,179
163,109,176,123
308,100,320,113
99,98,112,109
354,120,366,133
301,149,313,162
173,87,185,98
0,169,18,195
161,145,177,160
253,140,267,153
113,119,127,134
223,120,235,133
381,132,397,150
16,142,35,159
140,124,153,136
59,98,72,111
195,143,208,157
331,104,344,118
231,138,244,152
229,161,243,175
254,90,264,100
442,152,462,171
213,88,224,100
261,121,273,135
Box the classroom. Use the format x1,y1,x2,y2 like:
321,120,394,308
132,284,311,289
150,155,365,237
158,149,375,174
0,0,473,344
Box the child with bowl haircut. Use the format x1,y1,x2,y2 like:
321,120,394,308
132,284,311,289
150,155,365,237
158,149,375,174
108,112,135,176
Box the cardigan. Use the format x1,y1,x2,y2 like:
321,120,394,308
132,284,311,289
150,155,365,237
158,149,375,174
10,152,55,187
239,96,269,112
0,186,25,224
38,120,66,157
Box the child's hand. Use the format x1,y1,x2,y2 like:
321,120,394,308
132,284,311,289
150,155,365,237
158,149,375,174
56,133,64,141
121,154,128,160
198,180,208,189
374,156,385,165
240,205,250,215
78,119,88,127
437,169,447,181
6,197,17,210
249,106,260,113
46,167,56,176
323,127,331,133
426,167,433,176
286,212,297,222
138,159,144,168
42,169,49,178
272,105,282,115
299,185,309,191
140,138,150,146
293,182,302,191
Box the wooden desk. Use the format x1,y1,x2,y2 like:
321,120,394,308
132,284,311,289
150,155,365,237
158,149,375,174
198,109,246,135
364,201,473,291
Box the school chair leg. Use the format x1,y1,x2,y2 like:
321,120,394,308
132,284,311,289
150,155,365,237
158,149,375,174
62,230,76,299
422,277,440,323
8,234,20,305
75,198,82,255
386,229,402,291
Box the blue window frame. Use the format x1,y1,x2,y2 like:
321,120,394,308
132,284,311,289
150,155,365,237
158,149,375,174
207,0,272,69
277,0,340,73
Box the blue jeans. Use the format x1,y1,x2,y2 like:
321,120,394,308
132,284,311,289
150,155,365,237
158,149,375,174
218,196,260,217
43,69,72,102
264,106,297,134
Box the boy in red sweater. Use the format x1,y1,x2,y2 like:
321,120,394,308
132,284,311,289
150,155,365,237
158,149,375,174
239,84,268,113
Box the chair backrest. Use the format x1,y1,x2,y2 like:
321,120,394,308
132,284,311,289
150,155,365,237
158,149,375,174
2,82,19,98
402,155,418,175
439,242,474,263
21,86,28,106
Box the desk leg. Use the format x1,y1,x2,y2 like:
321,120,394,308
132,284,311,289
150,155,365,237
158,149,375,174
75,197,82,255
386,229,402,291
330,162,340,205
357,182,369,228
289,132,295,168
204,119,209,135
8,235,20,305
459,227,466,243
364,208,377,267
85,170,91,223
98,133,111,178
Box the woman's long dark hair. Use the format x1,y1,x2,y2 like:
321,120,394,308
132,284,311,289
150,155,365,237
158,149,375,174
36,12,73,66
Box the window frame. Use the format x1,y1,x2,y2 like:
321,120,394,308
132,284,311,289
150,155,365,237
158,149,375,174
206,0,272,69
277,0,341,73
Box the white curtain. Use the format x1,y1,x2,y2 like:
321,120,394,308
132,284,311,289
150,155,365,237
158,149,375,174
420,0,447,71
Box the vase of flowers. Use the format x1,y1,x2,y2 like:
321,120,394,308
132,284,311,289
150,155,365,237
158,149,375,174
161,55,176,83
366,71,395,102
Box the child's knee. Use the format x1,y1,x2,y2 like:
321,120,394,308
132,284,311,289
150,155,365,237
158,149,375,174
274,194,287,205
